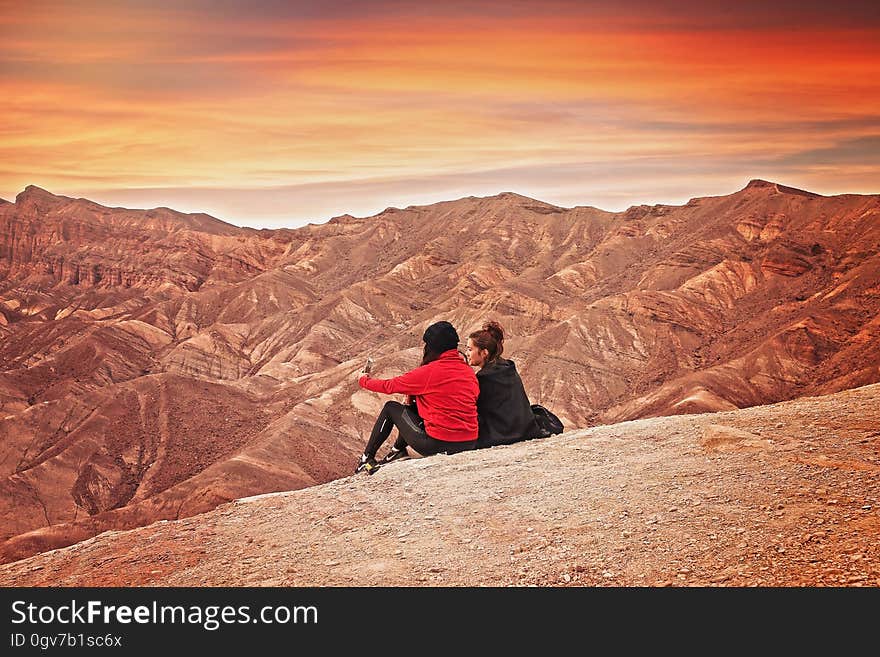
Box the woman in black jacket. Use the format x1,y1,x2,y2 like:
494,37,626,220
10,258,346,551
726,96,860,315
466,321,541,449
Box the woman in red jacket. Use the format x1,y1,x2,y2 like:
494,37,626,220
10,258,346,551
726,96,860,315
355,321,479,474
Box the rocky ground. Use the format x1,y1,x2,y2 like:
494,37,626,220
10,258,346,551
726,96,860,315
1,382,878,587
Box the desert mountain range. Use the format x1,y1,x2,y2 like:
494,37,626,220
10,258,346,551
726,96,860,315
1,180,879,565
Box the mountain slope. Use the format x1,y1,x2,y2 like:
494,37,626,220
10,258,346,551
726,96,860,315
1,179,879,563
1,383,878,586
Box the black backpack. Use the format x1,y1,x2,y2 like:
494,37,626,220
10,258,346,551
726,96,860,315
531,404,564,438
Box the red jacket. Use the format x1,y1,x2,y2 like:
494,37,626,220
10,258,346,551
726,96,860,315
359,349,479,442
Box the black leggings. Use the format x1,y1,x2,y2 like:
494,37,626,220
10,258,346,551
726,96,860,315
364,401,477,458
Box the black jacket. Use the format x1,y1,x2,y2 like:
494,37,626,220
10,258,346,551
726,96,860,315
475,358,540,448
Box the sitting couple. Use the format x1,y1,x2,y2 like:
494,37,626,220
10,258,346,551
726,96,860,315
355,320,540,474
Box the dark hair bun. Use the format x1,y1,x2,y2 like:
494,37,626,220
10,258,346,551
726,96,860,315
483,320,504,344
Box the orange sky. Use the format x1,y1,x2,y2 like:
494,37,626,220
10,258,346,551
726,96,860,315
2,1,879,227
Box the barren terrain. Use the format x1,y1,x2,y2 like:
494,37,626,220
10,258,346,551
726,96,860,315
1,383,877,587
2,180,879,564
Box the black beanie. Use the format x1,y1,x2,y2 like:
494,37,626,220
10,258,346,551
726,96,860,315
422,321,459,353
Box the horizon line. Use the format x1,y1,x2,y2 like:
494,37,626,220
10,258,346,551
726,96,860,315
5,177,876,231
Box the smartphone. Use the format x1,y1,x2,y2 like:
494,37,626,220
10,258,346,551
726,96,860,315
362,357,373,374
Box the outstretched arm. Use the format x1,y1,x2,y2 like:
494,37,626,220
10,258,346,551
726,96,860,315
358,365,434,395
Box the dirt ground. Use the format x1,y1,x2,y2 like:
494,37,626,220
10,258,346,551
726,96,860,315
1,383,878,587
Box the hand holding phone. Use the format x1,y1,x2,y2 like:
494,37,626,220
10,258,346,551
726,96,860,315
361,357,373,374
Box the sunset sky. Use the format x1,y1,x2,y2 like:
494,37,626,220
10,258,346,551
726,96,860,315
2,0,879,228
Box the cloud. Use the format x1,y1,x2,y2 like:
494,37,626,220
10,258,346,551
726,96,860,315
1,1,878,227
777,136,880,166
33,1,876,29
62,155,787,228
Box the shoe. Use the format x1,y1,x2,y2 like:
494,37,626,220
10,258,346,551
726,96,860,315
354,455,379,475
378,447,408,466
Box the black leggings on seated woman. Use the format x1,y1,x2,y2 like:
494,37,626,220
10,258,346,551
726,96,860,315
365,401,477,458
